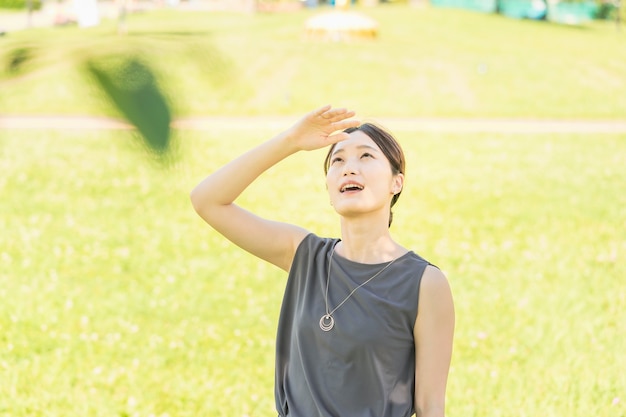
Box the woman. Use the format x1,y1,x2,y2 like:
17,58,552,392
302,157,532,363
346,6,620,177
190,105,455,417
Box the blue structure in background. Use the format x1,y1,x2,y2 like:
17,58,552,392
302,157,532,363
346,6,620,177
305,0,599,24
430,0,497,13
430,0,598,23
548,1,598,23
499,0,547,19
304,0,357,6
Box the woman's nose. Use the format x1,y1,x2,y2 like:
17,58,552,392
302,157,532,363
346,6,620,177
342,158,359,175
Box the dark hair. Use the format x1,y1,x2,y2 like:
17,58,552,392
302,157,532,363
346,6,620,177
323,123,406,227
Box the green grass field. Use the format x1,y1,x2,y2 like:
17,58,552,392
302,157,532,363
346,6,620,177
1,3,625,417
1,127,624,416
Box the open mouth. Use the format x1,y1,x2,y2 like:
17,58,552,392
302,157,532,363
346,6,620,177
340,183,364,193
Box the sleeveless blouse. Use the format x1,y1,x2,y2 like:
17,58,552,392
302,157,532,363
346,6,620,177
275,233,431,417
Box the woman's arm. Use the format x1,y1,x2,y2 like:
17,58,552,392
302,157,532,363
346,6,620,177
190,105,359,272
413,265,455,417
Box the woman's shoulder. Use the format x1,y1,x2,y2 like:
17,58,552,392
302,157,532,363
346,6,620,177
403,250,436,270
397,251,447,288
293,232,339,261
298,232,338,247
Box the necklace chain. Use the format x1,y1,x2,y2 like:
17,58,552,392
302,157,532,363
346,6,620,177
320,245,400,332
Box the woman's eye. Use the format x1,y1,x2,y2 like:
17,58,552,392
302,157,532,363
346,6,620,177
331,157,343,164
361,153,372,159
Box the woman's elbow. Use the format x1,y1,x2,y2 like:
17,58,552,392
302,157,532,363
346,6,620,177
189,186,207,215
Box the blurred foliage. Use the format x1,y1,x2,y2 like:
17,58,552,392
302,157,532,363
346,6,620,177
5,45,35,73
85,55,174,162
595,0,625,20
0,0,41,10
0,21,236,116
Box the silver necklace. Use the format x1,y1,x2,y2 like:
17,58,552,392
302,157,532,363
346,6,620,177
319,246,400,332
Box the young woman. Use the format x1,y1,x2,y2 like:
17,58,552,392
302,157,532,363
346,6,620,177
190,105,455,417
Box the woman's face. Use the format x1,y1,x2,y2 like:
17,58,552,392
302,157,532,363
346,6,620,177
326,131,403,221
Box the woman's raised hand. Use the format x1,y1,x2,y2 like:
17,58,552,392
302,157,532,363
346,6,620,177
285,105,360,152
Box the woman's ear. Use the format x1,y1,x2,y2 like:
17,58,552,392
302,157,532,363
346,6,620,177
392,173,404,195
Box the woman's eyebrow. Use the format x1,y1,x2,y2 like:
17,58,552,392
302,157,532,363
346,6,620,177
357,144,379,152
331,144,379,157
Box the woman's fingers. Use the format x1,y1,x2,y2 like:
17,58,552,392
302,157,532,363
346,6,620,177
320,107,354,123
291,106,359,150
333,116,360,130
312,106,354,122
312,104,332,117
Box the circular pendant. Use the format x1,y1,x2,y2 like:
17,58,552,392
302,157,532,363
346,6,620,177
319,314,334,332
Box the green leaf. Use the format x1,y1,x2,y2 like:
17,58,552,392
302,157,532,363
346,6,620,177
85,56,172,158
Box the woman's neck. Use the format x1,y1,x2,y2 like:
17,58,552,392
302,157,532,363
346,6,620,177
337,216,405,264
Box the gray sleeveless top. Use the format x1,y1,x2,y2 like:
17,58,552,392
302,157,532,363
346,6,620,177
275,233,431,417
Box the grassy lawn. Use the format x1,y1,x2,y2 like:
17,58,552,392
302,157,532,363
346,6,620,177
1,127,625,416
1,4,625,118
